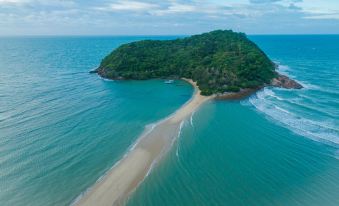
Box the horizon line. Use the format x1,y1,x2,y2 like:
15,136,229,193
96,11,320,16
1,33,339,37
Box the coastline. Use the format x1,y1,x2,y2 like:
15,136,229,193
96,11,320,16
214,88,262,100
75,79,213,206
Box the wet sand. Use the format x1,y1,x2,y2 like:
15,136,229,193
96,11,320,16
75,79,213,206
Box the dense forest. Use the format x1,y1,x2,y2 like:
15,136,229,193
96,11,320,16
96,30,277,95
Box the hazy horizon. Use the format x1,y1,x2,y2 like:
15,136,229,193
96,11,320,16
1,0,339,36
1,33,339,37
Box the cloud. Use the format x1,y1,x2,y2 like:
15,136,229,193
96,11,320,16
163,3,196,13
151,2,196,15
98,1,197,15
295,0,339,20
107,1,158,11
304,13,339,20
288,3,301,10
0,0,29,5
0,0,338,35
249,0,282,3
0,0,23,3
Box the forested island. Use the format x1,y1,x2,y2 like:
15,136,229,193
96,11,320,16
93,30,302,95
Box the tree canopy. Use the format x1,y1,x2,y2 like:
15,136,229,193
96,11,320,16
97,30,276,95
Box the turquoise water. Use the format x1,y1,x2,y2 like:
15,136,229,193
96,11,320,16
0,36,192,205
127,35,339,206
128,102,339,206
1,35,339,206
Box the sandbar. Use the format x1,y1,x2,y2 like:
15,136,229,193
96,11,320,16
75,79,213,206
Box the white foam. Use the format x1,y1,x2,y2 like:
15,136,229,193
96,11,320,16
277,64,320,90
96,73,115,82
190,111,195,127
277,64,291,75
178,121,184,138
248,90,339,146
263,88,284,101
298,81,320,90
100,76,115,82
175,121,186,159
274,105,291,114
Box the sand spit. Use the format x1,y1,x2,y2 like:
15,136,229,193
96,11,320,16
75,79,213,206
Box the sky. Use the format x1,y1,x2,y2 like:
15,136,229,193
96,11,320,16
0,0,338,35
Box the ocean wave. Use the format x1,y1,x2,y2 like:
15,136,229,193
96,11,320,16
176,143,180,158
260,88,284,101
190,111,195,127
99,76,115,82
277,64,291,75
248,89,339,146
298,81,321,90
175,120,186,158
274,105,291,114
178,121,184,138
335,150,339,160
276,64,320,90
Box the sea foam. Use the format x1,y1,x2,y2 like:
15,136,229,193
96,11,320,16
248,88,339,146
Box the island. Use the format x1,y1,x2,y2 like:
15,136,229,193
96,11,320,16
79,30,303,206
92,30,302,97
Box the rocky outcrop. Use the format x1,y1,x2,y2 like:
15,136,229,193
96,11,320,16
271,74,303,89
215,88,261,100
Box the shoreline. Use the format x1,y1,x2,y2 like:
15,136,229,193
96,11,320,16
214,88,262,100
75,79,213,206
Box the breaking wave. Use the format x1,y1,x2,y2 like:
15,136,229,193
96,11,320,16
247,88,339,146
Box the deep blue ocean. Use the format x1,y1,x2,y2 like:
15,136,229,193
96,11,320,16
0,35,338,206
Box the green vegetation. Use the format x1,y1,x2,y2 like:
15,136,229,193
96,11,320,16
97,30,276,95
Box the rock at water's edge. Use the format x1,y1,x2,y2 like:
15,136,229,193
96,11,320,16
271,74,303,89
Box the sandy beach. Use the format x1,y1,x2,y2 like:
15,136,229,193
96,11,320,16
75,79,213,206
